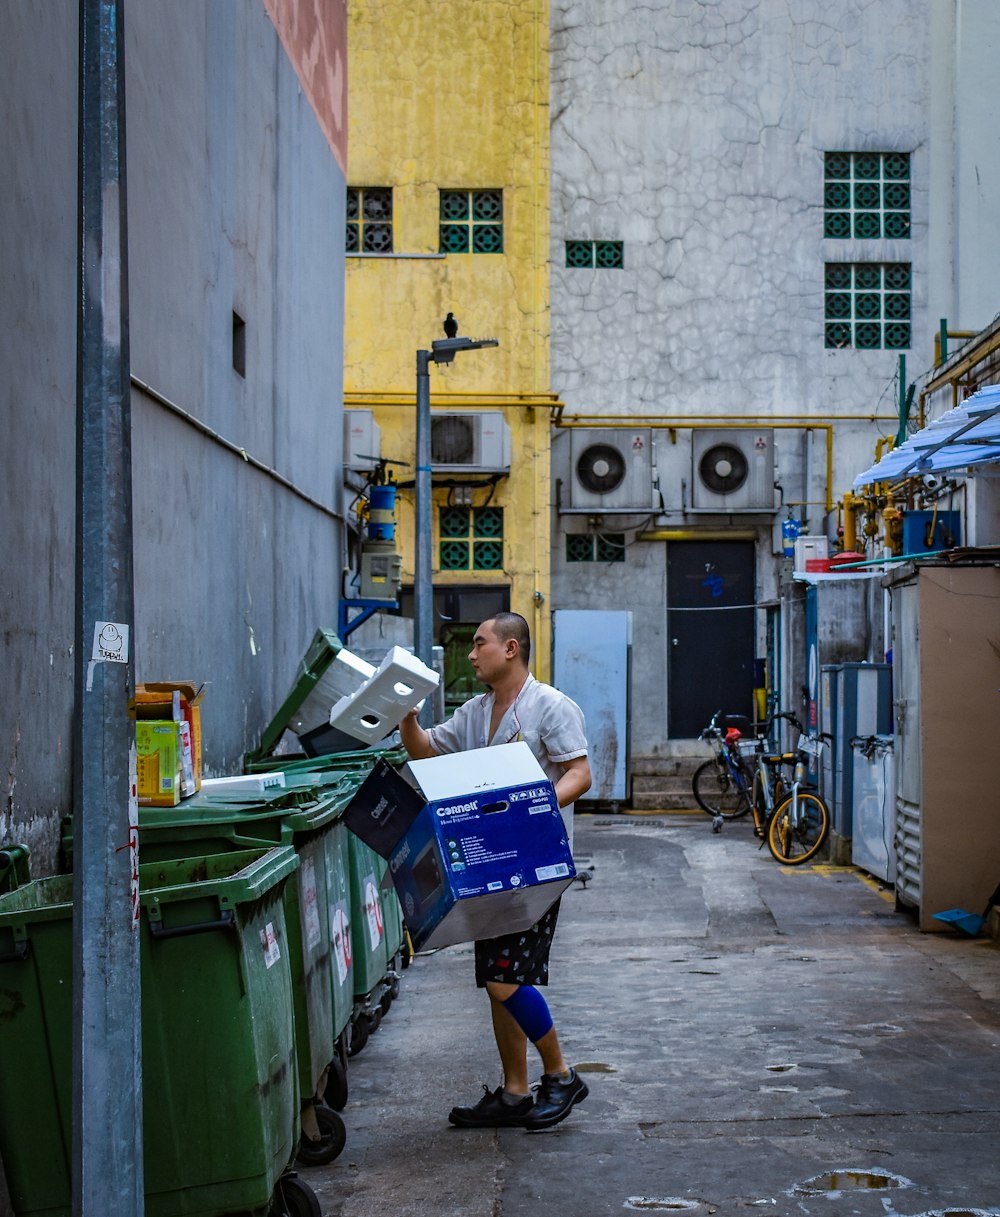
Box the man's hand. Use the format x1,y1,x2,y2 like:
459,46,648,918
399,705,438,760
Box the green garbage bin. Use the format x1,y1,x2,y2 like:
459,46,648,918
0,846,311,1217
279,770,409,1058
134,782,358,1166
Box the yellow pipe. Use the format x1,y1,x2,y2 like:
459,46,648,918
636,529,758,542
841,491,859,551
924,327,1000,393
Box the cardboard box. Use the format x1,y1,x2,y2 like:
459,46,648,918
136,720,182,807
343,742,575,951
135,682,205,795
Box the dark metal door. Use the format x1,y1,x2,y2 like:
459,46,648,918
667,541,756,737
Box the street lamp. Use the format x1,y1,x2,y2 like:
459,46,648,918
414,333,499,723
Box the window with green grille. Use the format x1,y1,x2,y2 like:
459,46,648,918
439,506,504,570
346,187,393,253
565,533,626,562
824,263,911,350
565,240,624,269
824,152,910,240
439,190,503,254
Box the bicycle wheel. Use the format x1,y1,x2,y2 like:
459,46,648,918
767,791,829,865
693,759,751,818
751,769,787,839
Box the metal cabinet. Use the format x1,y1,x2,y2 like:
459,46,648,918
885,561,1000,929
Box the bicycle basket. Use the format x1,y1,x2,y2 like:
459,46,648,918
736,739,761,757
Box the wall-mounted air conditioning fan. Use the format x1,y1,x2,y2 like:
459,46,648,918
566,429,657,512
343,410,381,472
690,429,776,512
430,411,511,472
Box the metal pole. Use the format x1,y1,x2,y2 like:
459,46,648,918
73,3,143,1215
414,350,433,725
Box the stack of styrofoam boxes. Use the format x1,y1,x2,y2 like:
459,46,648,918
290,648,377,741
329,646,440,744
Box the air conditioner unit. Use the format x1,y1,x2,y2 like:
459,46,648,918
690,428,776,512
430,411,511,472
566,429,657,512
344,410,381,472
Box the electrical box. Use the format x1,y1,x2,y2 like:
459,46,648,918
900,510,962,554
359,548,402,600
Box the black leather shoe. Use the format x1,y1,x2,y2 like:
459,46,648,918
523,1068,589,1131
448,1084,534,1128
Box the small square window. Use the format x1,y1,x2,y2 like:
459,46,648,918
347,186,393,254
439,190,503,254
823,152,911,242
565,239,624,269
824,262,912,350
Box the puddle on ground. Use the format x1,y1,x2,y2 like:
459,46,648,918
624,1200,704,1212
765,1063,796,1072
576,1061,616,1073
793,1168,911,1195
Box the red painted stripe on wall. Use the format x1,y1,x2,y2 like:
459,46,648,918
262,0,348,173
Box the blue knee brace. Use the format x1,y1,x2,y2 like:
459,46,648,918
502,985,554,1043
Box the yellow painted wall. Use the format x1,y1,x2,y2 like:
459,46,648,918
345,0,554,677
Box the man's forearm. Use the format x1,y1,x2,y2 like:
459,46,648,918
399,707,438,759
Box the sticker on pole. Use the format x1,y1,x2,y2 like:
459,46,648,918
261,922,281,969
331,903,351,985
300,858,322,952
364,875,384,949
86,620,130,690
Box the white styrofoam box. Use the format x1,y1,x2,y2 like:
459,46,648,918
329,645,440,743
793,535,829,569
290,648,377,736
199,772,286,794
406,740,547,800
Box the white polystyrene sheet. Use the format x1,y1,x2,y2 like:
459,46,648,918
406,740,547,801
328,645,439,742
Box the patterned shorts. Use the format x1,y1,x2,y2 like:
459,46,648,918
474,899,561,988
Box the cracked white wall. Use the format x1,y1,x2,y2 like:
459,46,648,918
548,0,1000,763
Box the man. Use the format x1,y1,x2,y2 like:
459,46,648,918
399,611,592,1131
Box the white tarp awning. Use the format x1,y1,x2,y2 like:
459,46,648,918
853,384,1000,488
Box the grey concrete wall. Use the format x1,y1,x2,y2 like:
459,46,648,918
1,2,346,873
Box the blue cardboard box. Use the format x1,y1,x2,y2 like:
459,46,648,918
343,742,575,950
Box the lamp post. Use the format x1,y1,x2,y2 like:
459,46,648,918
414,334,498,724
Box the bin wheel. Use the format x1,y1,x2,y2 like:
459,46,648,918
348,1014,370,1057
296,1103,346,1167
389,971,401,1001
379,989,392,1016
324,1053,349,1112
271,1172,321,1217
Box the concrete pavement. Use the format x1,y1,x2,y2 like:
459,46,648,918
308,810,1000,1217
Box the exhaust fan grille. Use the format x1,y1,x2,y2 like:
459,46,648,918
698,443,749,495
575,443,627,495
431,416,476,465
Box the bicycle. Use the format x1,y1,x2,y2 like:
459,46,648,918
692,711,758,819
766,730,831,865
747,711,802,840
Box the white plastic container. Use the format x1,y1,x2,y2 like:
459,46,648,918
328,645,440,743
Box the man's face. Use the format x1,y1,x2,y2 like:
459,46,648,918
469,619,509,686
